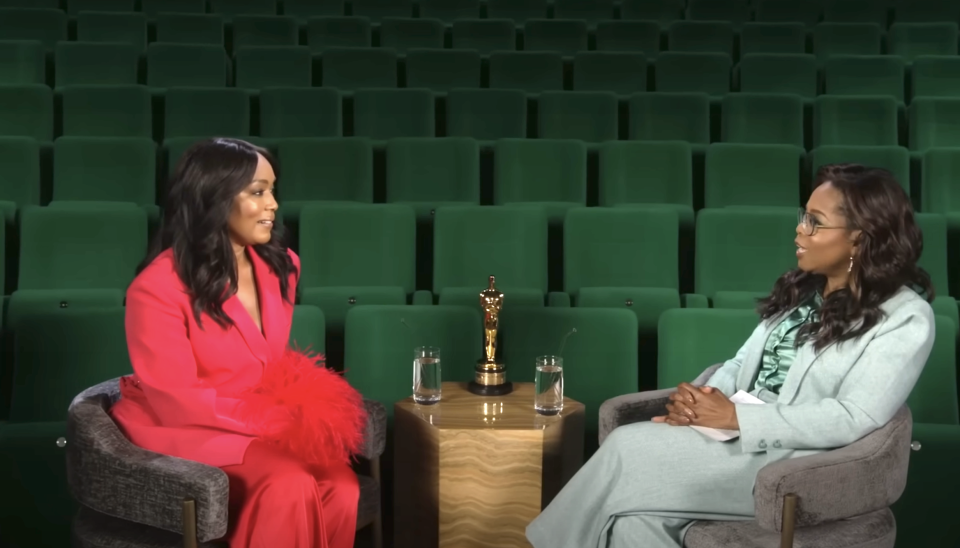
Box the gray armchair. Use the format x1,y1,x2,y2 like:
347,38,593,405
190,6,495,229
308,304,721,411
598,364,912,548
65,378,388,548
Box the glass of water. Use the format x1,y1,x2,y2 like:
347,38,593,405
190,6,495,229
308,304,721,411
535,355,564,415
413,346,441,405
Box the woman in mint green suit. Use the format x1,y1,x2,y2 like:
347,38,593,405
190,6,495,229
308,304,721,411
526,164,937,548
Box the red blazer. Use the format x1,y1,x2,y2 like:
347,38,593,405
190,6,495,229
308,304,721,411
111,247,300,468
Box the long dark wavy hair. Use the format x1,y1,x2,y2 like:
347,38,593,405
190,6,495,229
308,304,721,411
756,163,934,351
139,138,296,329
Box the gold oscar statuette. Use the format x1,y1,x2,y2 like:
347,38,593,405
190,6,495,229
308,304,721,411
468,275,514,396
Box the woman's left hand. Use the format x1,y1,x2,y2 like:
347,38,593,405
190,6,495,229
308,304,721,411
682,384,740,430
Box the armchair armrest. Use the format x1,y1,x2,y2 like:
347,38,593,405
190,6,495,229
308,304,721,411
66,383,230,543
598,388,674,445
359,398,387,460
753,405,912,532
598,364,724,445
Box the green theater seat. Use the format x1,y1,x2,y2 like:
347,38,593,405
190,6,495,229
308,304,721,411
299,203,415,332
154,13,224,46
524,19,588,57
163,87,251,139
60,85,152,138
737,53,817,99
694,207,799,307
433,205,548,307
572,52,647,95
405,49,482,92
259,87,341,139
445,88,527,143
55,43,139,88
704,143,803,208
351,0,414,22
657,307,759,389
824,55,906,103
321,47,397,90
232,14,298,50
234,45,312,90
451,19,515,54
147,43,229,88
353,89,434,140
385,137,480,222
344,304,481,421
499,306,639,455
537,91,619,143
720,93,804,147
307,16,371,52
489,51,563,93
420,0,480,23
273,137,373,221
888,22,959,63
51,136,157,215
379,17,444,53
598,140,694,229
814,95,899,147
76,11,146,50
493,139,587,225
0,8,67,52
564,207,681,332
912,56,960,99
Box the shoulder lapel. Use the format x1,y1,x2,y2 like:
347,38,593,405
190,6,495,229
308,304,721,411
777,343,819,403
220,249,273,365
249,248,286,362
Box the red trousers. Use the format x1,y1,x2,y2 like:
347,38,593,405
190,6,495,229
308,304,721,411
219,441,360,548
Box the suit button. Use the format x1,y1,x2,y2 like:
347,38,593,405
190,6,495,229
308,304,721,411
773,440,782,449
758,439,767,449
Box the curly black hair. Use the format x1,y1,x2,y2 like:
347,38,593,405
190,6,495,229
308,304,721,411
756,163,934,351
139,138,295,329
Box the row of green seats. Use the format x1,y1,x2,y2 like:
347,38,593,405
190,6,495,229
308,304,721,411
0,204,956,329
0,136,953,215
6,138,960,232
3,10,956,60
1,302,956,547
4,0,960,28
8,85,960,148
11,39,960,102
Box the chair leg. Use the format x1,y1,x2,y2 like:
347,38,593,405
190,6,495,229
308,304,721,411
780,493,797,548
371,458,383,548
183,498,199,548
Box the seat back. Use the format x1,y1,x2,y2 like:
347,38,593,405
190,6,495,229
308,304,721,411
754,405,913,530
343,305,482,420
66,379,230,542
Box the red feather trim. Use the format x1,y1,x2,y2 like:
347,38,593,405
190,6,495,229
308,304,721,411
236,347,367,467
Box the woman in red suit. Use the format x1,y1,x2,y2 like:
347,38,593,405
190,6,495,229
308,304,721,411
110,138,367,548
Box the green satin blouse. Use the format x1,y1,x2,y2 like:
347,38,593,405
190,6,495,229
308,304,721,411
754,293,823,395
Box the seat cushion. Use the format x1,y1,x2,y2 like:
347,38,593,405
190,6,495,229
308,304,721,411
684,507,895,548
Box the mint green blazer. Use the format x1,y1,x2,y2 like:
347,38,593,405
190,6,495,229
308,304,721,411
707,285,936,455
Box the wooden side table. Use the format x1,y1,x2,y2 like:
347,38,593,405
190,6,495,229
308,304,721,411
394,382,585,548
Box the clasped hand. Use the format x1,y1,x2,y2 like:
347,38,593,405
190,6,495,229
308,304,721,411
651,383,739,430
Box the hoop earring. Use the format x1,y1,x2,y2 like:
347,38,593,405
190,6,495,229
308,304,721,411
848,256,854,273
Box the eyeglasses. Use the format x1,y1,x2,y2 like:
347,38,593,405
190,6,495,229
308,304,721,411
797,208,846,236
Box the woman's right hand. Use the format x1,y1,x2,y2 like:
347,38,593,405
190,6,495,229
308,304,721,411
652,384,700,426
